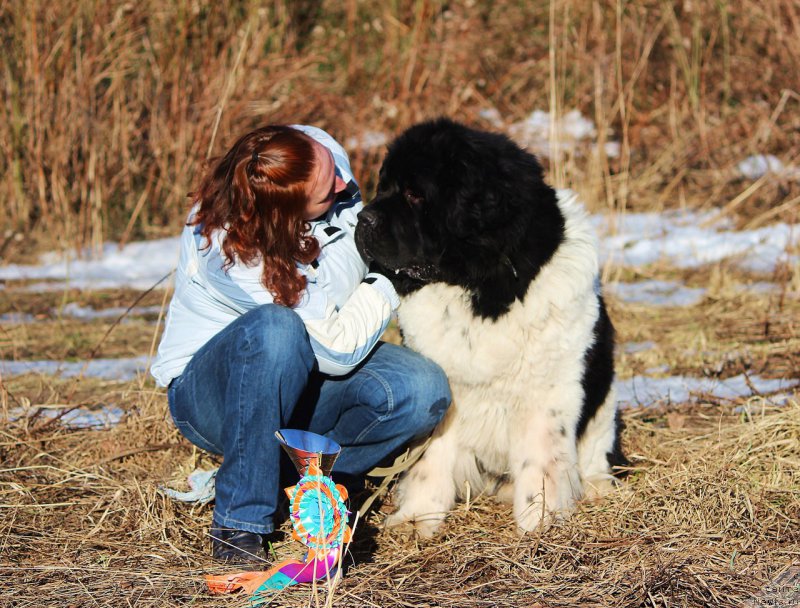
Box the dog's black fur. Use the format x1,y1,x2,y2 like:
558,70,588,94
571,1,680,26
356,118,566,321
355,118,623,456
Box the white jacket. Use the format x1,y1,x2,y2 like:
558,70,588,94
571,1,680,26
150,126,398,387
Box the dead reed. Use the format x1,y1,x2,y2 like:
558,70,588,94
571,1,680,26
1,1,799,259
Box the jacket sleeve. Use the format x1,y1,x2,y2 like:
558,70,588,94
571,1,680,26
310,197,366,310
220,248,399,376
294,272,399,375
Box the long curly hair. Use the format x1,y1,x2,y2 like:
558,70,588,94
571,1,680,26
191,126,321,307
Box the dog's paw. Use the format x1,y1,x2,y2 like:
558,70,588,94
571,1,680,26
582,474,616,499
514,501,547,534
385,509,445,539
383,455,457,538
513,483,575,534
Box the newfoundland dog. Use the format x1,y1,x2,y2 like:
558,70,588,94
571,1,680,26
355,118,625,535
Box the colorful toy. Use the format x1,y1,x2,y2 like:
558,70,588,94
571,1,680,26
205,430,352,600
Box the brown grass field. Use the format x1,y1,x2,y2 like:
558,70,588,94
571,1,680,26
1,1,799,607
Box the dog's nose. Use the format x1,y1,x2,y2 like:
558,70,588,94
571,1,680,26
358,206,380,229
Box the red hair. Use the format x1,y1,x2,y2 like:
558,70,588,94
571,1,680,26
191,126,321,307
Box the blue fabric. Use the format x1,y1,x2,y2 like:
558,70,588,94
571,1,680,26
167,304,451,534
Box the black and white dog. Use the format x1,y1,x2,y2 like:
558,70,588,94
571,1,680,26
355,118,625,535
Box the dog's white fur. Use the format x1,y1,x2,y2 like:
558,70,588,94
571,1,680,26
386,190,618,535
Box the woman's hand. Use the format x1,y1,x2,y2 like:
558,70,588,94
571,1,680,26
368,261,425,296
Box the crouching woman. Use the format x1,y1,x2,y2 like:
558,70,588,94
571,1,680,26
150,125,450,562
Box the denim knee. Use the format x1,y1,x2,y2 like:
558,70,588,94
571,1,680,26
372,352,451,439
404,357,451,436
241,304,314,371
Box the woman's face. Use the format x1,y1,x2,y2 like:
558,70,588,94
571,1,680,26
304,142,347,220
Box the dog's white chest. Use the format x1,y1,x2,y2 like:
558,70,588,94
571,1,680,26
397,284,529,386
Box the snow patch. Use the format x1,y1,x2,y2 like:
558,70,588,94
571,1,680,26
594,210,798,273
0,356,151,381
615,374,798,408
0,238,179,291
609,280,706,307
7,404,126,429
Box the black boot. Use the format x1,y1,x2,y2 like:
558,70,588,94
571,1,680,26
210,521,269,564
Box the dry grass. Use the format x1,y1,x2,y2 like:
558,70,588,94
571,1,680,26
2,1,800,607
1,370,797,607
347,403,800,608
1,271,798,607
610,272,800,381
0,287,167,360
2,0,800,258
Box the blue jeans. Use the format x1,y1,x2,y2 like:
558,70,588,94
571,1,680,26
167,304,451,534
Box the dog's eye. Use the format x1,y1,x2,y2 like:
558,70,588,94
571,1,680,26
404,189,424,206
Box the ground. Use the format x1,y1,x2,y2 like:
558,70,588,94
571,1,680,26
1,262,798,607
2,2,800,605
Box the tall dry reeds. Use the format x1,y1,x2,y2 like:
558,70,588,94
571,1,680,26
1,0,798,257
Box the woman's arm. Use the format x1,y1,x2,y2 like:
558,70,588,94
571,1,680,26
294,273,399,375
217,244,398,376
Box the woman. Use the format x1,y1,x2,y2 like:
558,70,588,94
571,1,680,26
150,125,451,563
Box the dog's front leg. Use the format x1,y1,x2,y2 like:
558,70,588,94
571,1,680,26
510,406,582,533
385,418,459,538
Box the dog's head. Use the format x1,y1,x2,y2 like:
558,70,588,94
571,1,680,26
355,118,564,316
